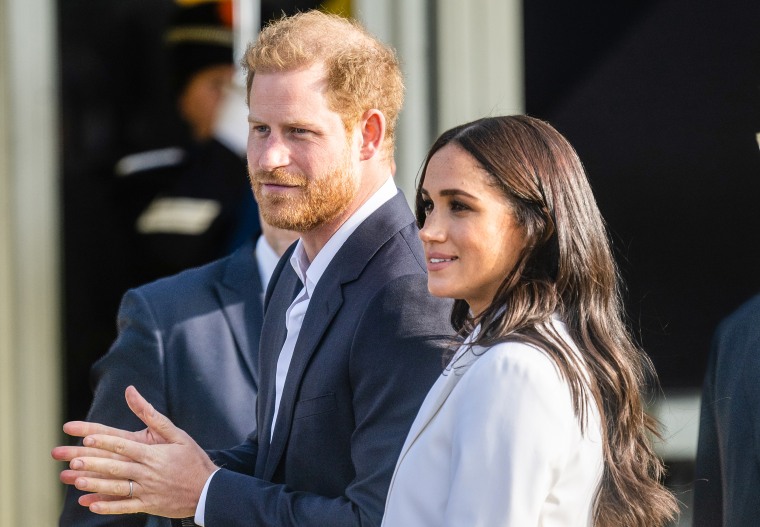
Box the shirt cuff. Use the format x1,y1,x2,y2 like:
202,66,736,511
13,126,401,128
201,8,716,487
194,468,220,527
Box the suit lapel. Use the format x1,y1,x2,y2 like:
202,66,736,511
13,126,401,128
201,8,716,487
214,240,262,387
263,191,417,480
263,275,344,479
258,264,301,473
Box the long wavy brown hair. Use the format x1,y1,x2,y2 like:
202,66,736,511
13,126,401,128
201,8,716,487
415,115,679,526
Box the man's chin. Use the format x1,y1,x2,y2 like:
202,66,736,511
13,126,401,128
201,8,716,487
262,205,349,234
261,205,311,232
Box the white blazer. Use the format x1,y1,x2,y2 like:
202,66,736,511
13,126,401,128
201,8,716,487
382,319,604,527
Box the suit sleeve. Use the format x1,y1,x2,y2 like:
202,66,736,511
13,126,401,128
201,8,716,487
204,273,449,527
206,435,259,476
693,330,724,527
60,289,169,527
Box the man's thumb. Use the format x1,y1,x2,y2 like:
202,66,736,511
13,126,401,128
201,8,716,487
125,385,185,443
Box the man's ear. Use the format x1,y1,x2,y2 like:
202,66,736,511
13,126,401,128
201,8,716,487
358,109,386,161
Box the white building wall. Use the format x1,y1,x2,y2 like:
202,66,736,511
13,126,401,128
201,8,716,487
354,0,434,198
0,0,62,524
355,0,524,197
436,0,524,132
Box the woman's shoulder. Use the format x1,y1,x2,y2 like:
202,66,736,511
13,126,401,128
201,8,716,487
463,339,565,392
448,337,585,443
462,318,581,387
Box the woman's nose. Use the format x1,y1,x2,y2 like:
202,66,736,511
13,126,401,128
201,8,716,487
418,212,445,243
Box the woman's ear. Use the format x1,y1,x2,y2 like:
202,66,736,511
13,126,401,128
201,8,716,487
358,109,386,161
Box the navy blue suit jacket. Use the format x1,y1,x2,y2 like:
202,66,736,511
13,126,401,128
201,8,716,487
202,192,453,527
694,292,760,526
60,240,264,527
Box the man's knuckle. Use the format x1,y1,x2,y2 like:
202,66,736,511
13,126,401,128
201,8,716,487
107,463,123,477
117,481,128,495
114,440,128,456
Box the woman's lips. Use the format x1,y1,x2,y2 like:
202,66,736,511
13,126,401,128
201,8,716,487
426,253,458,272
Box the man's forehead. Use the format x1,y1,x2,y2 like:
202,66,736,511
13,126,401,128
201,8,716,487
251,63,327,88
248,67,334,116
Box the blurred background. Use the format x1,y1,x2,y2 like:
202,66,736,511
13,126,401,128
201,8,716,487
1,0,759,524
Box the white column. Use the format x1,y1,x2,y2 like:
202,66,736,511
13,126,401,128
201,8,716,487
436,0,524,133
233,0,260,63
0,0,62,524
354,0,433,199
353,0,524,195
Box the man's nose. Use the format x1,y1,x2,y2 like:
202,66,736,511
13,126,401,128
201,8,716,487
256,135,289,172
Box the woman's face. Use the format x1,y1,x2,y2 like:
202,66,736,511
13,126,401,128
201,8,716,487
419,143,527,317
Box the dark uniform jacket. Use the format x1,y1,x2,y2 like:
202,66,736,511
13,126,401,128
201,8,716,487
115,138,258,288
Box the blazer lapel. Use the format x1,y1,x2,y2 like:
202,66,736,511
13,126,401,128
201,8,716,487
263,276,344,479
214,239,262,388
257,264,301,473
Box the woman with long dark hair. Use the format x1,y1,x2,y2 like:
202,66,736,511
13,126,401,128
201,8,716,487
382,115,678,526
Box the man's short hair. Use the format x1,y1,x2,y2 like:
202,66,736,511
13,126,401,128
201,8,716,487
242,10,405,157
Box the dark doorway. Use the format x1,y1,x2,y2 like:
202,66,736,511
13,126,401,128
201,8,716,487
525,0,760,389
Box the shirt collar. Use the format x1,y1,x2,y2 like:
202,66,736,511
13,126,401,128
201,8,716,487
289,176,397,297
255,234,283,292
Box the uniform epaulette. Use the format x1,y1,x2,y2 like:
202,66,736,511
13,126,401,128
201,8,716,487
115,147,186,177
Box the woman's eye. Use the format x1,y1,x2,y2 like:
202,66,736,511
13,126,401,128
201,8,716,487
421,199,433,215
450,200,470,212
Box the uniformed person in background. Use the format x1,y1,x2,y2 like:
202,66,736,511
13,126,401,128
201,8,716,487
115,0,259,288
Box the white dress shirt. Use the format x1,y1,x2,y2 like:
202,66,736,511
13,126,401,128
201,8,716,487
382,317,604,527
195,176,397,526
